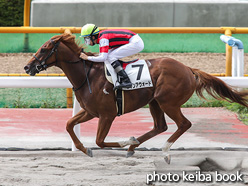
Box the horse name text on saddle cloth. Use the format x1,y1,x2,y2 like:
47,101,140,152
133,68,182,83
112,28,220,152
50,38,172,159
105,59,153,90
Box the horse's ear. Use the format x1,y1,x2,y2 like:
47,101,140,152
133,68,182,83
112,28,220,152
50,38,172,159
64,29,72,35
50,36,60,43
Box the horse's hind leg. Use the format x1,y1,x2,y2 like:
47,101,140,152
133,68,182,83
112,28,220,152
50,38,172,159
66,108,94,157
159,105,192,164
127,100,168,157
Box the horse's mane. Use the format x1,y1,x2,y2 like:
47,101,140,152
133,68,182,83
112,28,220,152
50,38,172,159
50,33,82,56
51,32,94,57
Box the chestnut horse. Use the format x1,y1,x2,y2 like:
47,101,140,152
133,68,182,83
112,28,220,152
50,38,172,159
24,32,248,163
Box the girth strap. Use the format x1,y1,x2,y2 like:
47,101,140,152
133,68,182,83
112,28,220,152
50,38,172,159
116,89,124,116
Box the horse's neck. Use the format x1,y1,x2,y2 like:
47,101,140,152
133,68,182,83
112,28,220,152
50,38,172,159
60,61,88,90
60,60,103,91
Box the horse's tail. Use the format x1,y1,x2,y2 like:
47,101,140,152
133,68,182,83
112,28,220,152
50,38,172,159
191,68,248,107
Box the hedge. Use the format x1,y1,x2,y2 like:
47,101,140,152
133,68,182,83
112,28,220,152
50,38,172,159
0,0,24,26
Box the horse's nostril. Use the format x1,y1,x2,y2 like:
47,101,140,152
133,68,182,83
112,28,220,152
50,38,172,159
24,65,29,72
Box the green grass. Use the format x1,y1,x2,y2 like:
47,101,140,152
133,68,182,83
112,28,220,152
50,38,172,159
141,33,225,53
0,88,67,108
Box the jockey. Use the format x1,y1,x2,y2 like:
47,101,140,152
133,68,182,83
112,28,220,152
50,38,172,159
80,23,144,90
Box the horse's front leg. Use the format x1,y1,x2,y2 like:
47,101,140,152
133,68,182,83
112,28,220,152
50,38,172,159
66,108,94,157
95,116,140,149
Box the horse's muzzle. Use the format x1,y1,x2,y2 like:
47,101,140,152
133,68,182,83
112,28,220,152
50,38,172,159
24,64,39,76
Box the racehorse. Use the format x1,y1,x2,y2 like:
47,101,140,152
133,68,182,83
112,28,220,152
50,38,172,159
24,32,248,163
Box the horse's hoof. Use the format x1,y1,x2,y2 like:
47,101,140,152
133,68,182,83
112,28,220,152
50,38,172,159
164,154,171,164
126,151,135,158
86,148,93,157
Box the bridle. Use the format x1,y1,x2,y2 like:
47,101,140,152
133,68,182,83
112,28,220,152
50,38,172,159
33,38,93,93
33,39,60,72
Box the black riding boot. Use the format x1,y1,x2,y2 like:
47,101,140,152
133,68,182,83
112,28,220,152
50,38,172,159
111,60,132,90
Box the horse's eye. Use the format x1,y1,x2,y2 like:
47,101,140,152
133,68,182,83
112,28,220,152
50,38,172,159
40,48,47,53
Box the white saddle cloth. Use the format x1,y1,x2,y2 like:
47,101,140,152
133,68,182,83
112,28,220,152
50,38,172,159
105,59,153,90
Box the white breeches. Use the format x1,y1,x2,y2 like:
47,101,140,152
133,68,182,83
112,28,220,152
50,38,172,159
104,34,144,85
104,34,144,65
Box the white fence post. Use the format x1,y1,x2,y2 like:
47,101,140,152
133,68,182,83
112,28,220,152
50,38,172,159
232,46,238,77
71,97,81,151
220,35,244,77
237,48,244,77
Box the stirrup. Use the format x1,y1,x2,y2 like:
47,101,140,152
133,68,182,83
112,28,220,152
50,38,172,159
113,82,132,91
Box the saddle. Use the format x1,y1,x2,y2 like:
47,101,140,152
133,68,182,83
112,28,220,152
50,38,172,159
106,59,138,77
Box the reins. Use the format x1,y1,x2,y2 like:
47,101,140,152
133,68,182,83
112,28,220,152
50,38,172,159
72,60,93,93
34,39,93,93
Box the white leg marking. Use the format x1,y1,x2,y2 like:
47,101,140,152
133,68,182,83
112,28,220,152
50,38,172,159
162,141,173,164
162,141,173,156
118,137,140,148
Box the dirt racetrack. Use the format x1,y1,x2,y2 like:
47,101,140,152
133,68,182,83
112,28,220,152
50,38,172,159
0,150,247,186
1,52,248,74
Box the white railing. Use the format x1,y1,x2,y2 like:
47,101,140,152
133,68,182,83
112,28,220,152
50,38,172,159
1,76,248,151
0,77,71,88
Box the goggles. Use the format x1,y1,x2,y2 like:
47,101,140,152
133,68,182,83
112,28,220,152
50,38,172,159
84,37,91,45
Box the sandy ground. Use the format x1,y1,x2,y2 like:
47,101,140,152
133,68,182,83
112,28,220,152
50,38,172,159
1,52,248,74
0,150,247,186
